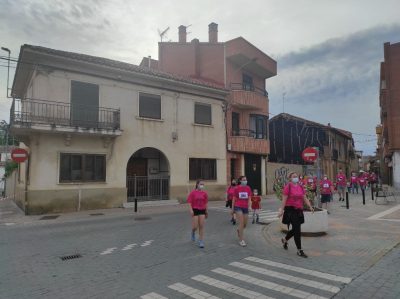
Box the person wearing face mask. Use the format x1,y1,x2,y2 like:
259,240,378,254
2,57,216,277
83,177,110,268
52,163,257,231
278,172,314,258
187,180,208,248
232,175,252,247
320,174,334,214
251,189,261,224
350,172,359,194
226,179,237,224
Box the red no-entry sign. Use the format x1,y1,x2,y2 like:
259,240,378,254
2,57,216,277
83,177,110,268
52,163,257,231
11,148,29,163
302,147,318,163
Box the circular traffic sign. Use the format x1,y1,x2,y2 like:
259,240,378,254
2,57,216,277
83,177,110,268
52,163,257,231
11,148,29,163
302,147,318,163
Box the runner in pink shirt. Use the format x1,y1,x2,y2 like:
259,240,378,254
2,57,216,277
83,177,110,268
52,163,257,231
336,168,347,201
278,172,314,258
232,176,252,247
358,174,368,191
187,180,208,248
350,172,359,194
320,175,334,214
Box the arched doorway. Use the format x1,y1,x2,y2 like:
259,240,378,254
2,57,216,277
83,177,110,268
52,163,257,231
126,148,170,201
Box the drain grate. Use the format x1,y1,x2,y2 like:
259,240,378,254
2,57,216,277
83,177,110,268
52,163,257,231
60,254,82,261
89,213,104,216
134,216,151,221
40,215,60,220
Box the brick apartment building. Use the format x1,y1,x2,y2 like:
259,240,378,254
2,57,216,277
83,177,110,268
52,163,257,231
142,23,277,194
377,41,400,189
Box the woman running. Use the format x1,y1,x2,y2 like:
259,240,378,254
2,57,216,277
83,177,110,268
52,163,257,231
187,180,208,248
226,178,237,224
232,176,252,247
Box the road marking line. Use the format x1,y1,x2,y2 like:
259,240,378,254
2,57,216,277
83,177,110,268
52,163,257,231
140,292,168,299
212,268,327,299
122,243,137,251
192,275,274,299
141,240,154,247
4,222,16,226
245,257,352,284
100,247,117,255
368,204,400,220
230,262,340,293
169,282,221,299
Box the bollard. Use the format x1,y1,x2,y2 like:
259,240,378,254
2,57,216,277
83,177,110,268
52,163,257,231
371,185,374,201
362,189,365,205
134,198,138,212
346,191,349,209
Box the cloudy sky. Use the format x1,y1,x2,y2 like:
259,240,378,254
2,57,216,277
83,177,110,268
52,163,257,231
1,0,399,155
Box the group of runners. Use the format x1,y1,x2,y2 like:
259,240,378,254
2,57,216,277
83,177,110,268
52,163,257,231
187,176,261,249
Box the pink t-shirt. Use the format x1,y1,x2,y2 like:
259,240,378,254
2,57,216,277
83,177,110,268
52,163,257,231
320,179,333,195
234,185,252,208
226,186,236,201
187,190,208,210
351,176,358,184
283,183,305,210
358,177,367,187
336,174,347,186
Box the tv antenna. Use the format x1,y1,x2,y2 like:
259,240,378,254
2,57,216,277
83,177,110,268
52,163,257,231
158,26,170,42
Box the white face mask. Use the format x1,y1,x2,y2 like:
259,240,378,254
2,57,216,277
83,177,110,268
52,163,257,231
291,177,299,184
324,177,328,180
198,184,204,190
241,180,247,186
254,193,258,196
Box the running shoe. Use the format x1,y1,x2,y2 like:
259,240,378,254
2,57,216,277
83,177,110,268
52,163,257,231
198,240,204,248
191,231,195,242
281,238,288,250
239,240,247,247
297,249,308,258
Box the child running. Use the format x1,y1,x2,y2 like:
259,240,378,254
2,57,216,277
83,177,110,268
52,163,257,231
226,179,237,225
251,189,261,224
187,180,208,248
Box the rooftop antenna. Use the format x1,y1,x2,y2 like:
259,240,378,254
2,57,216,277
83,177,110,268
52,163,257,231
158,26,170,42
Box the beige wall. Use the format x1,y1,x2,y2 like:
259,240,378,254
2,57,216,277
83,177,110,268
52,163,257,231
19,70,227,213
266,162,304,194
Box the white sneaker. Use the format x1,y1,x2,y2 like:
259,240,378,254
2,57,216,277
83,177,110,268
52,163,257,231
239,240,247,247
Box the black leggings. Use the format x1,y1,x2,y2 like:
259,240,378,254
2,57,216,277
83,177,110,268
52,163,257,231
285,222,302,250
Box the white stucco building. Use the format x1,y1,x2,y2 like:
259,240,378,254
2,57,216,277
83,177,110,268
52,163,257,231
9,45,228,214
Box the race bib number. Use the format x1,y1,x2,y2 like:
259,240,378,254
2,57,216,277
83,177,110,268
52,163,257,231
238,192,249,199
338,177,342,181
323,183,329,188
308,179,313,183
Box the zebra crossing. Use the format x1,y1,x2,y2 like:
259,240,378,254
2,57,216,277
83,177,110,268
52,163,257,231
140,256,351,298
208,207,279,224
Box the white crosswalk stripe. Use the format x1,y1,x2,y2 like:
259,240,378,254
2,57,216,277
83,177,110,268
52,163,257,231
192,275,275,299
122,243,137,251
230,261,340,293
245,257,352,284
139,256,352,298
168,282,221,299
99,247,117,255
140,292,168,299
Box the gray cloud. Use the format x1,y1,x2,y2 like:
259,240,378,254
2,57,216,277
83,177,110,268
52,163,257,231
268,24,400,154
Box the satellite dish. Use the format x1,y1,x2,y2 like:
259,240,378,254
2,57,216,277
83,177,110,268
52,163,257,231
158,26,170,42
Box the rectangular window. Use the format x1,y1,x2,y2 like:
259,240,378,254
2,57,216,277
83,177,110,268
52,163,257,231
139,93,161,119
60,153,105,182
71,81,99,127
242,74,253,91
232,112,240,136
194,103,212,125
250,115,268,139
189,158,217,180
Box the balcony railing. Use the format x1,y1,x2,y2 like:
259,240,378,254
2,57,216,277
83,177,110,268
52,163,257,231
232,129,267,139
10,98,120,130
230,83,268,97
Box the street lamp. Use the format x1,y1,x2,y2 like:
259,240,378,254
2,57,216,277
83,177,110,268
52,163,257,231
1,47,11,98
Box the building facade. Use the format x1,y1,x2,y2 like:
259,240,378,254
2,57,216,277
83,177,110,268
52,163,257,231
377,42,400,189
143,23,277,194
9,45,228,214
268,113,356,183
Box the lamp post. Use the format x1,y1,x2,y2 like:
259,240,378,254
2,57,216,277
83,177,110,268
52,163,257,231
1,47,11,98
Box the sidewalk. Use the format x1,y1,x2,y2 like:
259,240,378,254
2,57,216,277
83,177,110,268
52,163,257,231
263,191,400,297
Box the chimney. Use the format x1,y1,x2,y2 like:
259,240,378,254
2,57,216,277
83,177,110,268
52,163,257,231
178,25,187,43
208,22,218,43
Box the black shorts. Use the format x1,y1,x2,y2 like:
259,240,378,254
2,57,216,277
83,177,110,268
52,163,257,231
193,209,206,216
320,194,332,203
225,200,232,208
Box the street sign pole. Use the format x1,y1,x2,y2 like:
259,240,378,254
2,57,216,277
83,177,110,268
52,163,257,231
315,147,321,209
